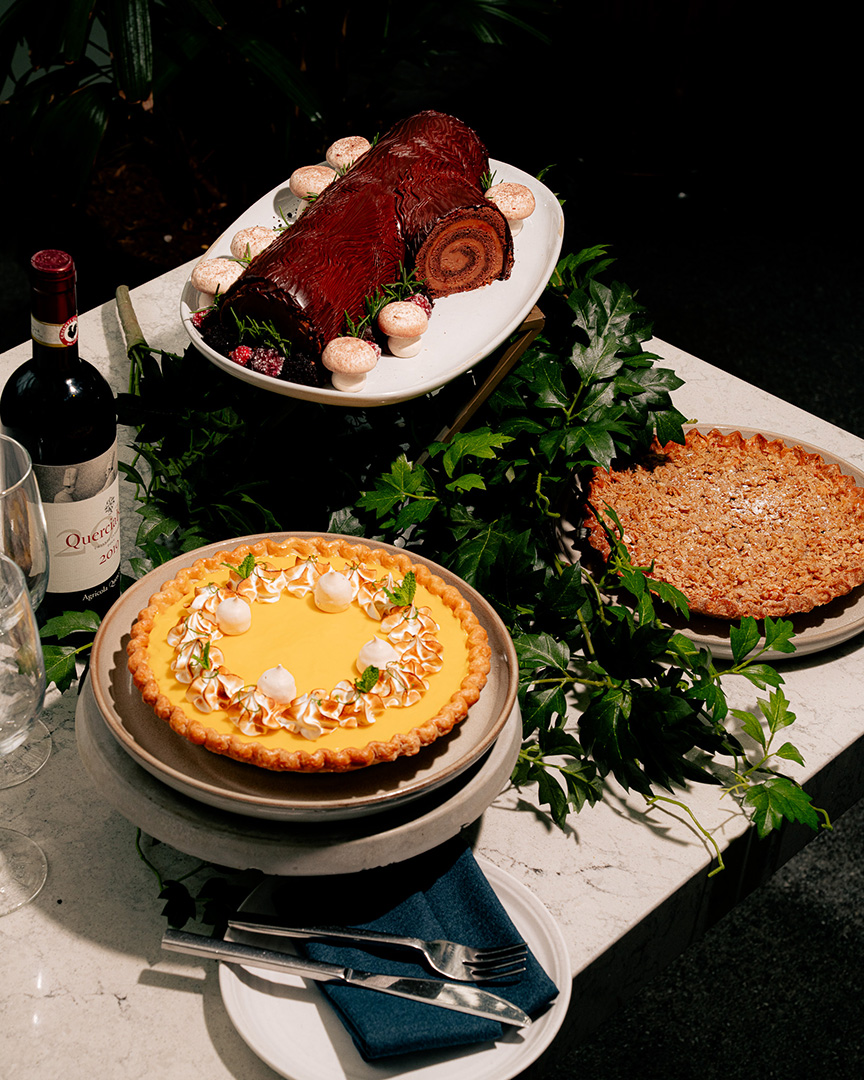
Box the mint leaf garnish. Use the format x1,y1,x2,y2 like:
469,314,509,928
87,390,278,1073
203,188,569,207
354,665,379,694
223,554,256,579
385,571,416,607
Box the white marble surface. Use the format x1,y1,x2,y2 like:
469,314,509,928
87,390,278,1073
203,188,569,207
2,263,863,1078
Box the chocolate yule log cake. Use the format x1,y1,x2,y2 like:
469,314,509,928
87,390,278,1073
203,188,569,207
206,111,515,379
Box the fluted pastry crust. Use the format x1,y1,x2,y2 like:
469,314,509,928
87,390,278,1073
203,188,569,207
584,428,864,620
127,536,491,772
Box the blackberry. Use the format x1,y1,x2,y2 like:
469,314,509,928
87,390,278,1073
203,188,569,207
200,321,237,356
281,352,326,387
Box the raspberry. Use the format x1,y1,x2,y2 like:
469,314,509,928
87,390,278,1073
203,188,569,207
191,310,206,329
229,345,253,367
407,293,433,318
249,346,284,378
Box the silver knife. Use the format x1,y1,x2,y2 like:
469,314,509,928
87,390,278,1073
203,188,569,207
162,929,531,1028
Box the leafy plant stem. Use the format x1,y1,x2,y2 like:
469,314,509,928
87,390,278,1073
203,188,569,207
644,794,726,876
135,829,208,890
135,828,165,891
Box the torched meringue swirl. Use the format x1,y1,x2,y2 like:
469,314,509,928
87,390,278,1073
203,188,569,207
166,557,445,741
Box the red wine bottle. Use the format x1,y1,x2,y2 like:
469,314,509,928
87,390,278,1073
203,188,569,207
0,250,121,619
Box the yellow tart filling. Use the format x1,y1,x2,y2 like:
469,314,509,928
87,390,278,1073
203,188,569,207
127,538,491,771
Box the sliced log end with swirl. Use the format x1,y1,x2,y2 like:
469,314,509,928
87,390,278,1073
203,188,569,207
416,204,514,299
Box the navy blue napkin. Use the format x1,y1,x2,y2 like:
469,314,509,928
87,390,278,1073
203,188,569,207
269,837,559,1060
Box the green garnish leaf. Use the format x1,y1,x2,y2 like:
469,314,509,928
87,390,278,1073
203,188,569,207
223,554,256,579
355,665,379,694
385,571,417,607
348,262,429,336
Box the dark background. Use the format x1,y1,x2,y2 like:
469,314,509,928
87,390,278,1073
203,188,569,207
1,1,859,438
2,2,861,1076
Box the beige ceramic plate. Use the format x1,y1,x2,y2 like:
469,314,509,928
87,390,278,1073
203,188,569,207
90,532,518,820
76,680,522,875
559,426,864,661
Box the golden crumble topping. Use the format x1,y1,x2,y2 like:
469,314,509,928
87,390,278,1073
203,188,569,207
584,429,864,620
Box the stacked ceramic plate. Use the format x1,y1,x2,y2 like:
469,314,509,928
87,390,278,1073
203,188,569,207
76,533,521,875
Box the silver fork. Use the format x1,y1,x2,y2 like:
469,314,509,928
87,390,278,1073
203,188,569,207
226,916,528,983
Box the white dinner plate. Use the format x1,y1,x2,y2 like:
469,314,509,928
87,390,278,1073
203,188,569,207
180,158,564,406
219,860,571,1080
89,532,518,821
559,425,864,661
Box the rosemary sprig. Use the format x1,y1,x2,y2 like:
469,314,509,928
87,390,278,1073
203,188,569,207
343,262,428,337
228,309,293,356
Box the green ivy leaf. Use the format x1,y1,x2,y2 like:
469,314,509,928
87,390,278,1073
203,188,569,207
357,455,435,521
763,616,797,654
433,428,513,478
774,741,806,766
135,502,181,547
39,609,101,640
515,632,571,676
732,707,768,750
744,776,819,836
761,688,796,732
730,618,762,663
535,767,569,826
520,682,570,737
42,644,78,693
328,506,366,536
738,663,784,690
445,473,486,493
539,564,588,621
647,579,689,617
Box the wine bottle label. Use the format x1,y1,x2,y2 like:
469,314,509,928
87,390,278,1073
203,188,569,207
31,314,79,348
33,442,121,594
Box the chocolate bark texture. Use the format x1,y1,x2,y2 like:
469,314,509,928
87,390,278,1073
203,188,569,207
213,111,513,370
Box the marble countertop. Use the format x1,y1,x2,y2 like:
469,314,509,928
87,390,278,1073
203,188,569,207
2,261,863,1079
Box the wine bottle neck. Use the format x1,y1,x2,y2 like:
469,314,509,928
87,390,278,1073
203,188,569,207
29,250,81,371
31,337,81,370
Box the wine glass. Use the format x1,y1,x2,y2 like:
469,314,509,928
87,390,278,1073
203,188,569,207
0,433,49,611
0,434,51,784
0,553,48,914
